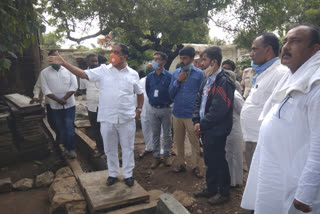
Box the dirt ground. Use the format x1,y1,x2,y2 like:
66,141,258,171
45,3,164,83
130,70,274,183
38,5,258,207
133,129,248,214
0,126,247,214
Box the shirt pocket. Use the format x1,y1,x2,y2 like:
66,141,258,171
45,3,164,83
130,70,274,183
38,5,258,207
276,97,298,122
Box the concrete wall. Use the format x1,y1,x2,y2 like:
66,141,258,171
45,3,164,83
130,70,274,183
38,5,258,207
168,44,248,73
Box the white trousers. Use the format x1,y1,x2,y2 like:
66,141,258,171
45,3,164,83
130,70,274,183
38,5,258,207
100,119,135,178
141,117,153,152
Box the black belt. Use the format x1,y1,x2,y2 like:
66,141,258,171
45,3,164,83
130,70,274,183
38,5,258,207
151,104,170,109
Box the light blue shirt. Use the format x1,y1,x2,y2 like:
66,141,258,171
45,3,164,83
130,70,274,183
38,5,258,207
200,69,221,120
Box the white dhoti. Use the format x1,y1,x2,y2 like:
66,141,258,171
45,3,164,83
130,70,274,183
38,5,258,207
141,116,153,151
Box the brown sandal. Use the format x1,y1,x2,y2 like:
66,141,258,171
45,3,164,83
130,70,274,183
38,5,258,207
192,167,203,178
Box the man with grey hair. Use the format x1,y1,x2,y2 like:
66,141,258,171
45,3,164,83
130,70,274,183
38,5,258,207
240,32,287,171
241,25,320,213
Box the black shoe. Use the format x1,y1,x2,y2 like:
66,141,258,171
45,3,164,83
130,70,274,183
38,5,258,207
106,176,118,186
124,177,134,187
208,193,230,205
194,189,216,198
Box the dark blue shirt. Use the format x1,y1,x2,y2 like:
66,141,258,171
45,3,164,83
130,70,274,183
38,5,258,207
146,69,173,106
169,65,204,118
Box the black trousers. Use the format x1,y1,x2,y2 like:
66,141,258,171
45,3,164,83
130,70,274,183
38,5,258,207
88,110,104,153
203,134,230,197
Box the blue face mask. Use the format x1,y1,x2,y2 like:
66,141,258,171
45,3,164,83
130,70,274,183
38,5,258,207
251,60,258,72
152,61,160,70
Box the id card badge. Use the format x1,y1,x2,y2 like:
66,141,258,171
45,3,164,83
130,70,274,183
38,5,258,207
154,90,159,97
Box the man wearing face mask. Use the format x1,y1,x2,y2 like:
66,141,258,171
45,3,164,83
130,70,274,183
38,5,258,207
169,46,205,178
46,43,144,188
79,54,104,157
145,52,173,169
192,46,235,205
240,33,288,172
40,50,78,159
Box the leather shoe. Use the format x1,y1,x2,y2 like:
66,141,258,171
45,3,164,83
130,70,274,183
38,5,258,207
194,189,216,198
106,176,118,186
124,177,134,187
208,193,230,205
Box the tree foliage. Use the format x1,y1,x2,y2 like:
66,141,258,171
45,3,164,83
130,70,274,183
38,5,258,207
41,0,231,69
40,32,63,49
0,0,42,74
212,0,320,49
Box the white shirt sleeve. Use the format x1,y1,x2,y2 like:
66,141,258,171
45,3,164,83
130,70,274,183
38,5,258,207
40,71,52,96
133,73,143,95
79,79,87,90
84,65,105,82
68,72,78,91
33,75,42,98
295,86,320,205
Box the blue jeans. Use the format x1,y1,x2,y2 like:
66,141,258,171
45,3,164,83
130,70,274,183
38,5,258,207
52,106,75,151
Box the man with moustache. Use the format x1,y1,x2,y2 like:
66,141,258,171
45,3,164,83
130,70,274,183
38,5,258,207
240,33,287,171
169,47,204,178
79,54,104,157
47,43,144,188
241,25,320,213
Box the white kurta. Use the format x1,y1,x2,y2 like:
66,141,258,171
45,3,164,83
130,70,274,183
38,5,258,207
226,90,244,186
240,60,288,142
241,51,320,214
139,77,153,151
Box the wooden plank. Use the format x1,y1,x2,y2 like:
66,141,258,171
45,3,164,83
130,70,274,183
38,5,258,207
74,120,91,128
75,128,96,151
78,170,150,214
4,93,40,109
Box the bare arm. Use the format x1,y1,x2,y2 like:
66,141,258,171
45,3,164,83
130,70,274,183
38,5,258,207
47,52,89,80
135,93,144,120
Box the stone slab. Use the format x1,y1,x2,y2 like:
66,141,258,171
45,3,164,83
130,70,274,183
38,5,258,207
0,177,12,193
156,193,190,214
78,170,150,214
107,190,163,214
4,93,40,109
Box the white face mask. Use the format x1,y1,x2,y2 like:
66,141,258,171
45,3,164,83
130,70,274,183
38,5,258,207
204,65,214,76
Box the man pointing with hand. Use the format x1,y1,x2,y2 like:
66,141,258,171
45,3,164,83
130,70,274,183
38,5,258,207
47,43,144,188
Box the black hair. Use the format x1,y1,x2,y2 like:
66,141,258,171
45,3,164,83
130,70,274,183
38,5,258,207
113,42,129,56
256,32,279,56
154,51,168,61
86,53,97,61
48,50,57,56
222,59,236,71
200,46,222,66
179,46,195,58
98,55,108,65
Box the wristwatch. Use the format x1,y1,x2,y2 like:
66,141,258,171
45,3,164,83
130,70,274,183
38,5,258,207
136,108,142,112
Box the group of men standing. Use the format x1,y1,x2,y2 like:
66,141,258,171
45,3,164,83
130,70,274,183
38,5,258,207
33,23,320,213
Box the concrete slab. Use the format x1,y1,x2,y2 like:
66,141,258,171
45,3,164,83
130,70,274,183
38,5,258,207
78,170,150,214
107,190,163,214
156,193,190,214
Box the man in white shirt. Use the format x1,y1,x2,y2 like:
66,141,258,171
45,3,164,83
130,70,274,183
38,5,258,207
30,74,58,142
240,33,287,171
79,54,104,157
241,24,320,214
40,50,78,159
47,43,144,187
